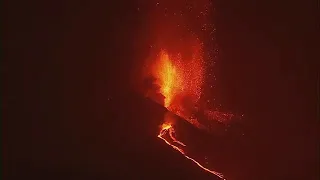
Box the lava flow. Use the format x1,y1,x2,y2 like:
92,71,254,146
158,122,225,179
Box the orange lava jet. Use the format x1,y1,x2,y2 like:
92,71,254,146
152,51,183,108
151,45,204,118
158,123,225,179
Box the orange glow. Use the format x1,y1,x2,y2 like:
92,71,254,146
158,123,225,179
151,43,204,117
161,122,173,131
152,51,183,108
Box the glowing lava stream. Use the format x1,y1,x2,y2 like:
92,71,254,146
158,123,225,180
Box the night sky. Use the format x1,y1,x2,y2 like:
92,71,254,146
3,0,319,180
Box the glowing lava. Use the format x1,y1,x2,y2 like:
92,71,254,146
152,51,183,108
151,44,204,113
158,122,225,179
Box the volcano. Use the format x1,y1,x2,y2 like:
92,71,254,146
6,91,228,180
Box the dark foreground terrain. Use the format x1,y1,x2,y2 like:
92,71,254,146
3,90,318,180
5,91,226,180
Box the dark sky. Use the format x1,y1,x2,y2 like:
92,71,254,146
3,0,319,180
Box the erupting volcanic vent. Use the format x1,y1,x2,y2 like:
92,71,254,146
153,48,227,179
134,0,240,179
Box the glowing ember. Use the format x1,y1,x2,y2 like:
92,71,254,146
158,123,225,179
204,110,235,124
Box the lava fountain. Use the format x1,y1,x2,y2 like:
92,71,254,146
151,41,204,113
150,42,210,130
152,50,183,108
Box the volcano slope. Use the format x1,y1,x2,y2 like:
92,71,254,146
5,91,226,180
